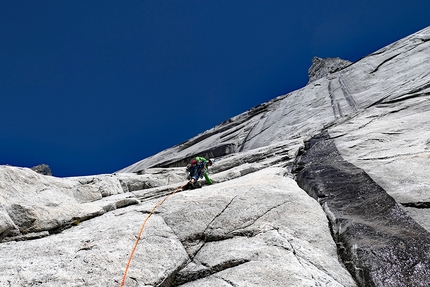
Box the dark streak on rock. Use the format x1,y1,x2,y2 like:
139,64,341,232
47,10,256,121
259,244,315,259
219,277,237,286
382,83,430,104
370,53,401,74
292,131,430,287
339,76,358,112
173,258,250,286
402,202,430,208
328,80,343,119
230,200,289,233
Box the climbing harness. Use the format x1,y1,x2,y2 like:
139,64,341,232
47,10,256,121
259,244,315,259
119,181,190,287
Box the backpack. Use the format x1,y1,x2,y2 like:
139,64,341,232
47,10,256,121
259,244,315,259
186,159,197,174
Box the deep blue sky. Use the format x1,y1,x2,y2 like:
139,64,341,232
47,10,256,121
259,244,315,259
1,1,429,177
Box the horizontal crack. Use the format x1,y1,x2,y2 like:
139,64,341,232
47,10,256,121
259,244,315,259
230,200,290,233
174,258,250,286
401,202,430,208
359,151,430,161
381,90,430,104
219,277,237,287
370,53,400,74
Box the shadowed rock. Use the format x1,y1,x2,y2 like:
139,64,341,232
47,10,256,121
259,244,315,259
308,56,352,83
293,131,430,287
31,163,52,176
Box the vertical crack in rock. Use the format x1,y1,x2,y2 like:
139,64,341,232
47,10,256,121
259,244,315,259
328,80,343,119
158,262,190,287
286,238,321,287
135,215,193,287
402,202,430,208
174,194,291,285
179,196,238,267
292,131,430,287
202,195,238,242
339,76,358,112
272,228,344,287
328,75,357,120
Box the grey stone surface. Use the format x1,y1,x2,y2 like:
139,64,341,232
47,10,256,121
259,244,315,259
327,86,430,231
119,26,430,175
307,56,352,83
31,163,52,176
0,168,356,287
293,132,430,286
0,166,133,240
1,26,430,286
0,165,191,241
0,207,188,287
163,168,355,287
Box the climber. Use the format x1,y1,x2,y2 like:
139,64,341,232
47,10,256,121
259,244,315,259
187,157,214,187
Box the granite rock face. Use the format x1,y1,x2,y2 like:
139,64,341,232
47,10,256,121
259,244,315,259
307,56,352,83
0,164,356,287
293,131,430,287
1,26,430,286
31,163,52,176
0,166,186,241
119,28,430,173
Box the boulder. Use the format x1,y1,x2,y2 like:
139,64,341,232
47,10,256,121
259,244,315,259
0,166,134,240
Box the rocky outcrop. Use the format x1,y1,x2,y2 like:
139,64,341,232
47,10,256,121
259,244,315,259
327,83,430,231
31,163,52,176
167,168,355,287
307,56,352,83
0,165,356,287
1,26,430,286
119,27,430,173
0,166,188,241
117,25,430,286
293,132,430,286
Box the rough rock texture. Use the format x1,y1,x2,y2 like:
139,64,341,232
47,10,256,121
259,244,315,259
162,168,355,287
307,56,352,83
0,166,186,241
31,163,52,176
327,85,430,230
119,28,430,173
1,26,430,286
0,165,356,287
293,131,430,286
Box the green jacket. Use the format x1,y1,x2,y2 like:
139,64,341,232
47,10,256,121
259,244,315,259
195,156,208,165
195,157,209,172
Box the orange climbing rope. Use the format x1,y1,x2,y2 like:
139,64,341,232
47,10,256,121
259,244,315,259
119,181,190,287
